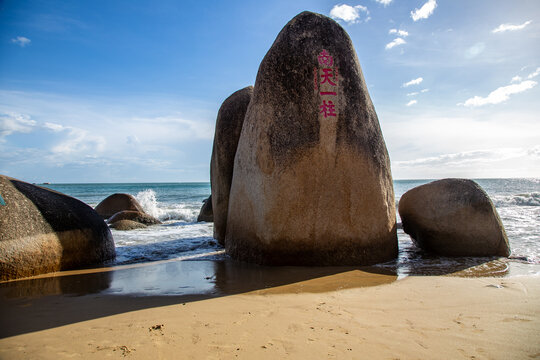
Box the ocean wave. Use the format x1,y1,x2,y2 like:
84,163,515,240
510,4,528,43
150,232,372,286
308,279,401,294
493,192,540,207
135,189,199,222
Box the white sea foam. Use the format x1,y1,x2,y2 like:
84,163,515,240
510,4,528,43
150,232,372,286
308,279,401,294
493,192,540,207
135,189,199,222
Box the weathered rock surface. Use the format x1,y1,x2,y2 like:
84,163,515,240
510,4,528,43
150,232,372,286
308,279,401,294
398,178,510,257
225,11,397,265
109,219,147,231
211,86,253,245
94,193,144,219
0,175,115,281
197,195,213,222
107,210,161,226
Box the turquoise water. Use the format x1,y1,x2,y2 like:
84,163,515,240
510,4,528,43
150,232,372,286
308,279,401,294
42,178,540,277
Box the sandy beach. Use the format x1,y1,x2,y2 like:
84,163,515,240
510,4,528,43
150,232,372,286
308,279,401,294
1,260,539,359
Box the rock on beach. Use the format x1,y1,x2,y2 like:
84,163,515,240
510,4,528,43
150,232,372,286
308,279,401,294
197,195,213,222
398,178,510,257
211,86,253,245
0,175,115,281
225,11,397,265
95,193,145,219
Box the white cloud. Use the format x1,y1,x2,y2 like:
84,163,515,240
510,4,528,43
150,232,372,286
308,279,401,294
406,100,417,107
0,112,36,138
527,67,540,79
11,36,31,47
374,0,392,6
329,4,370,24
389,29,409,37
402,77,423,87
385,37,406,49
462,80,537,107
43,122,65,132
465,42,485,59
407,92,419,96
492,20,532,33
511,76,523,83
51,127,106,155
421,88,429,93
410,0,437,21
394,148,529,167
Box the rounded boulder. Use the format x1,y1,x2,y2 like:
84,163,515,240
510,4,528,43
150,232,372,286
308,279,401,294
107,210,161,226
0,175,116,281
398,178,510,257
95,193,145,219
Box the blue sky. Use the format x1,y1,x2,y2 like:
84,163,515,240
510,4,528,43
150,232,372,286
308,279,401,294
1,0,539,182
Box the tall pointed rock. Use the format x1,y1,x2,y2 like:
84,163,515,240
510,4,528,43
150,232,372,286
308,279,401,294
211,86,253,245
225,11,397,265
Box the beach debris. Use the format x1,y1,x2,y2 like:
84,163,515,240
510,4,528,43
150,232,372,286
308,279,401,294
196,195,213,222
149,324,164,332
398,178,510,257
224,11,397,265
0,175,116,281
210,86,253,245
95,193,145,219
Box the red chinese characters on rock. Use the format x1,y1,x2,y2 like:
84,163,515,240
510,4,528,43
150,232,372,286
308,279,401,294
314,50,339,118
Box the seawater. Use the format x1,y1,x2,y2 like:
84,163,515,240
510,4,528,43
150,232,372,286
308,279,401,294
43,179,540,278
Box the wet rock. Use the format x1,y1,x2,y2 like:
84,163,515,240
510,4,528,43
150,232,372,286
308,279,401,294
108,210,161,226
197,195,213,222
225,11,397,265
398,178,510,257
211,86,253,245
109,219,147,231
94,193,145,219
0,175,115,281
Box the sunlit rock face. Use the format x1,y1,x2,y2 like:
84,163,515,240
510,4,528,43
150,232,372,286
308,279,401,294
399,178,510,257
225,11,397,265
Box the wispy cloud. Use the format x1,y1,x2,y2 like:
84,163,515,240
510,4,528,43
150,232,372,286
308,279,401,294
421,88,429,93
389,29,408,37
0,112,36,139
527,67,540,79
465,42,485,59
406,92,419,96
329,4,370,24
10,36,31,47
374,0,392,6
402,77,423,87
462,80,537,107
385,37,406,49
411,0,437,21
511,76,523,83
492,20,532,33
394,148,530,167
406,100,417,106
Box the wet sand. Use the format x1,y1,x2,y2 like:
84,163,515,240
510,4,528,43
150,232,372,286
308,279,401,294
1,258,539,359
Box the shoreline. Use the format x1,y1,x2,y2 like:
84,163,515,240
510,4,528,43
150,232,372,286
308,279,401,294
0,262,538,359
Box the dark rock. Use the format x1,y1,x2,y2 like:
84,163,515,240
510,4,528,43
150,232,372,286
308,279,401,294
398,178,510,257
109,219,148,231
94,193,145,219
225,11,397,265
211,86,253,245
0,175,115,281
197,196,213,222
108,210,161,226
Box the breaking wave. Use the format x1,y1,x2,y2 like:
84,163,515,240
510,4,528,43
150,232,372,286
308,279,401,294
493,192,540,207
135,189,199,222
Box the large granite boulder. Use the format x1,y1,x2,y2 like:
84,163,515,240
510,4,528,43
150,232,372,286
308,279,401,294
107,210,161,226
0,175,115,281
211,86,253,245
95,193,144,219
398,179,510,257
197,195,213,222
225,12,397,265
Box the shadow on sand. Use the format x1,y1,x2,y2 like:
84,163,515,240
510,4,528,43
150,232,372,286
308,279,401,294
0,246,505,338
